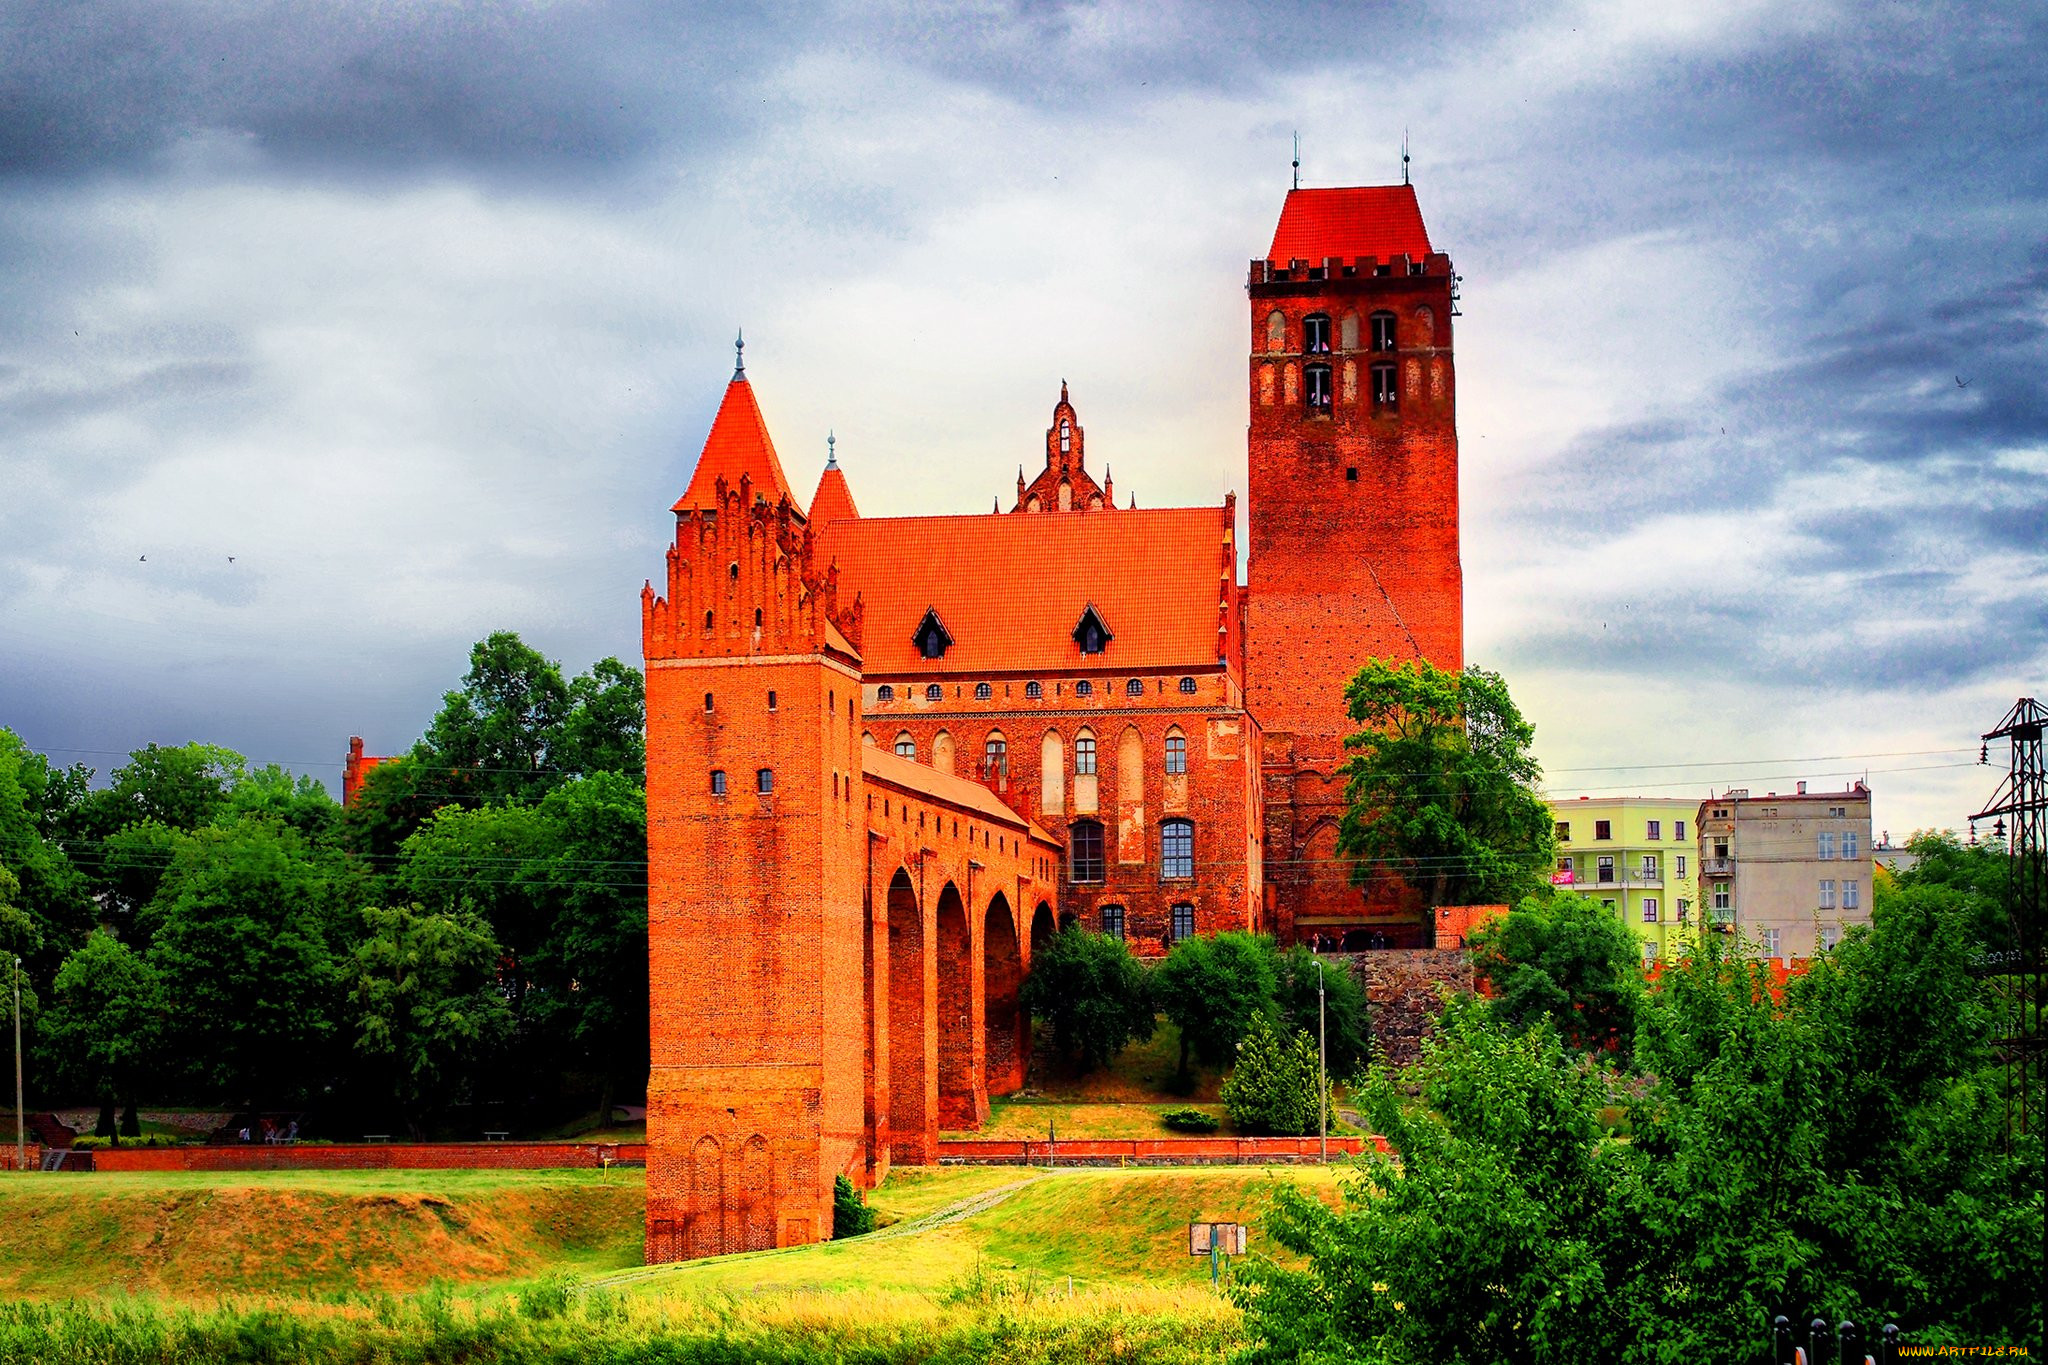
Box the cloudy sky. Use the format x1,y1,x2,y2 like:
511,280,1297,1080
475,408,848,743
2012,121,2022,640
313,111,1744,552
2,0,2042,838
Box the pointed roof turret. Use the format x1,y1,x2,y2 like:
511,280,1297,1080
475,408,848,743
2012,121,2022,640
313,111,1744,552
673,349,800,515
808,431,861,527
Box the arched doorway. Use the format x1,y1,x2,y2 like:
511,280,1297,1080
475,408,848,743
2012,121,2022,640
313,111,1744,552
885,870,928,1163
686,1134,723,1259
936,883,976,1127
984,894,1024,1096
1031,901,1055,952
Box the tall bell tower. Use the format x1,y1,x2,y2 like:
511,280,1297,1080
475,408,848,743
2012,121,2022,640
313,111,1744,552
1245,184,1465,943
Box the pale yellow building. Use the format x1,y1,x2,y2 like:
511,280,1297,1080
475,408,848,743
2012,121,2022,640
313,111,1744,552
1547,795,1701,967
1698,781,1875,961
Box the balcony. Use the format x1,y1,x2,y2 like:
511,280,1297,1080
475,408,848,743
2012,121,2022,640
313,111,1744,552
1701,857,1733,876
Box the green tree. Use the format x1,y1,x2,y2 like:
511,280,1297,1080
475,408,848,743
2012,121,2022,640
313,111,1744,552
351,903,515,1137
558,657,646,783
39,930,165,1138
418,632,573,805
1221,1012,1330,1137
1272,944,1371,1076
832,1174,875,1238
144,818,342,1102
1150,930,1277,1083
1467,890,1643,1057
339,755,452,862
224,764,341,846
0,730,93,979
74,742,246,841
1337,660,1555,911
1018,926,1153,1072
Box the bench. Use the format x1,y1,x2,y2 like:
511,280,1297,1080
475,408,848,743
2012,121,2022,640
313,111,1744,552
483,1130,510,1142
363,1134,391,1144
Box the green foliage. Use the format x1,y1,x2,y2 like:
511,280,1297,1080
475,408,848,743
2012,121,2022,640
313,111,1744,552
70,1133,182,1150
1337,660,1556,910
39,929,164,1108
351,903,515,1133
0,730,93,980
143,817,343,1101
1150,931,1277,1081
1220,1013,1329,1137
1018,926,1154,1072
225,764,341,845
1467,890,1643,1057
416,632,645,809
76,742,246,840
1159,1107,1219,1133
833,1173,876,1237
1271,944,1370,1076
1234,883,2046,1362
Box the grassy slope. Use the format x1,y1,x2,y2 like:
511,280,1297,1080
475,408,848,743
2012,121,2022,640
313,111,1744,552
0,1169,645,1300
611,1164,1339,1299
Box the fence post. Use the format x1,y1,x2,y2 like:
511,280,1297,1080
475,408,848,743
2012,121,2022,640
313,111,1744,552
1837,1320,1859,1365
1808,1319,1832,1365
1773,1315,1795,1365
1878,1323,1901,1365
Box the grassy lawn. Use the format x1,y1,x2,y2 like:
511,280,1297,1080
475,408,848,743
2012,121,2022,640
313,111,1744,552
608,1164,1340,1299
0,1168,645,1300
950,1099,1231,1140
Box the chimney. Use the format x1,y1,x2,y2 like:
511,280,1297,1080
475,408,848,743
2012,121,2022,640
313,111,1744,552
1797,780,1807,795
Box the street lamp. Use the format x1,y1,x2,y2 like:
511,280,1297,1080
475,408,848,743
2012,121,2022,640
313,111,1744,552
12,956,22,1174
1313,957,1327,1163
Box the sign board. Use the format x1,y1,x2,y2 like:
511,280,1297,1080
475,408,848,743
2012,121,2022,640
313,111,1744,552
1551,870,1576,886
1188,1222,1248,1256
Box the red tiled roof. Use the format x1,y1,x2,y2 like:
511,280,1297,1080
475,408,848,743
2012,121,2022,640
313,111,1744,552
1267,185,1432,264
816,506,1233,676
673,378,799,515
809,463,860,526
862,746,1034,830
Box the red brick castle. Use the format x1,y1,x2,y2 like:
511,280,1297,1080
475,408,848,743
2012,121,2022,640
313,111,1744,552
641,185,1463,1260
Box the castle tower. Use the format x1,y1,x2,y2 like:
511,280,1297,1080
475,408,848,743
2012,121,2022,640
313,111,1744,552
1246,185,1464,943
641,361,868,1261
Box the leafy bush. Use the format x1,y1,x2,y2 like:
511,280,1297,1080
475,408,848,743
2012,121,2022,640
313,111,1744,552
1018,927,1154,1072
1220,1013,1328,1137
1160,1107,1219,1134
832,1173,875,1237
1467,889,1643,1058
70,1134,184,1149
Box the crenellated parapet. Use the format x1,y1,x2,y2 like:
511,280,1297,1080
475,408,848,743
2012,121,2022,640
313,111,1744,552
1247,251,1454,285
642,472,864,665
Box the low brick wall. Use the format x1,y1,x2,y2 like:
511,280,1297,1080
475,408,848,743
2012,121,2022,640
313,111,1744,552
1333,948,1477,1068
935,1135,1383,1166
89,1142,646,1173
0,1144,45,1172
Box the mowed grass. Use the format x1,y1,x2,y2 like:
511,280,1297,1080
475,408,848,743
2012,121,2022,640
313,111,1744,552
949,1100,1232,1141
0,1168,646,1300
610,1164,1340,1300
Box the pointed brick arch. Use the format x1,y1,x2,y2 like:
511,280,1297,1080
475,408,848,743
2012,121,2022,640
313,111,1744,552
983,894,1024,1096
885,870,929,1164
935,882,978,1127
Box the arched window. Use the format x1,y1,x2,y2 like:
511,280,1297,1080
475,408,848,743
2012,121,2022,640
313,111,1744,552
703,610,714,631
756,769,774,794
1178,676,1196,694
974,682,992,700
1339,312,1360,351
1303,312,1331,354
1305,363,1332,414
1025,681,1042,699
925,683,942,701
1059,418,1072,453
984,733,1008,777
933,731,955,775
1265,309,1285,353
1075,734,1097,776
1370,310,1397,352
1170,903,1195,942
1162,819,1194,878
710,770,727,795
1100,905,1126,939
1069,820,1105,883
894,733,915,760
1125,678,1144,696
754,607,763,626
767,690,777,711
1165,733,1187,775
1371,362,1398,409
876,685,895,703
1075,680,1093,697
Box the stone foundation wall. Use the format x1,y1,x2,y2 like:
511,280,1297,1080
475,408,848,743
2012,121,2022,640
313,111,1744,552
1334,949,1475,1068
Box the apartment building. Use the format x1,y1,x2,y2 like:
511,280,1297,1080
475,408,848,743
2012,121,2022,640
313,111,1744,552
1548,795,1701,967
1697,781,1874,961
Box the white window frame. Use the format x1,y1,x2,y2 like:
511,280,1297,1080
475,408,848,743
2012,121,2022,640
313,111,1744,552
1818,878,1836,910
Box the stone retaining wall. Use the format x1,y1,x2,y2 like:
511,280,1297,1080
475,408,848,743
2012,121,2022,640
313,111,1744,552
1332,948,1476,1068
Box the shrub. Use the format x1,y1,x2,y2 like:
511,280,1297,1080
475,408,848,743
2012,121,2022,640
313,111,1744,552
1160,1107,1219,1134
1221,1013,1328,1137
70,1134,184,1149
1272,945,1371,1073
1018,927,1154,1072
832,1173,874,1237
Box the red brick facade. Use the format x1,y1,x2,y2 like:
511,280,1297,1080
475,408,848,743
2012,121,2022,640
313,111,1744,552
642,186,1464,1262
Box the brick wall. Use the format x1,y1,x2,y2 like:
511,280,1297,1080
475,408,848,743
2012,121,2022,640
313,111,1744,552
1336,948,1475,1067
936,1135,1383,1165
87,1143,646,1172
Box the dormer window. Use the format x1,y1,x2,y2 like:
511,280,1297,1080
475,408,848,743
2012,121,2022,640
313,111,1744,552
913,606,954,660
1303,313,1330,354
1072,603,1113,656
1370,310,1397,352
